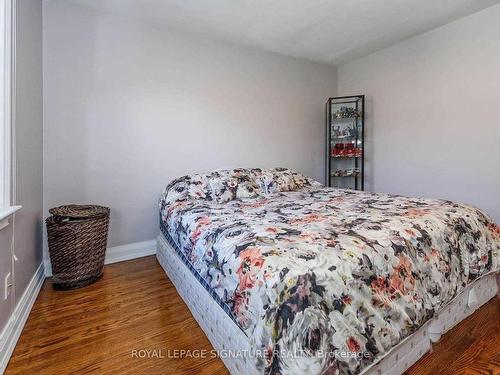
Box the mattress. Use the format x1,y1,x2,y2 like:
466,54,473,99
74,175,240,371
157,233,498,375
159,168,500,374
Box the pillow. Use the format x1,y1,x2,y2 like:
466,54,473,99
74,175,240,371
160,168,321,209
208,169,260,203
159,173,213,210
258,167,321,194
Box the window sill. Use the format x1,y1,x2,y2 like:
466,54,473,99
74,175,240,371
0,205,22,222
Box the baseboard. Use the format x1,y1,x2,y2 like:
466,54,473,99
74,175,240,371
104,239,157,264
0,263,45,374
44,239,156,277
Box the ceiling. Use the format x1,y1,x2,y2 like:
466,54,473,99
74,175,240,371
64,0,500,66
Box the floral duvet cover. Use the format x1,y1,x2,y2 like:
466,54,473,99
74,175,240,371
159,168,500,375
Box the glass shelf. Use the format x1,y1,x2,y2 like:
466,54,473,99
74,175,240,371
330,174,360,178
330,155,361,158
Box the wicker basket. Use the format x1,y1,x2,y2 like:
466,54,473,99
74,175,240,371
46,205,110,290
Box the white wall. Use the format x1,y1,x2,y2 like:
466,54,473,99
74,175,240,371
43,1,337,248
338,4,500,223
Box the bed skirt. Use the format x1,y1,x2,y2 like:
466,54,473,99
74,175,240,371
156,234,498,375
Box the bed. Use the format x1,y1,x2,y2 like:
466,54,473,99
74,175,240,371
157,167,499,375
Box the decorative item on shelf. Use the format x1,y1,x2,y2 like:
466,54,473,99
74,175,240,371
344,142,354,155
331,142,362,157
331,143,344,156
46,205,110,290
333,106,361,119
331,124,358,138
332,168,360,177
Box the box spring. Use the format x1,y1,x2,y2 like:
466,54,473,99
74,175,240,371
156,234,498,375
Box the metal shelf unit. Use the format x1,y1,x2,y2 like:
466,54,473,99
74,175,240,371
326,95,365,190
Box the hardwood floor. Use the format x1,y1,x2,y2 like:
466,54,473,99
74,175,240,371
5,256,499,375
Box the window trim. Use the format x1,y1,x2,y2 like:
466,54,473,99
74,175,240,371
0,0,13,209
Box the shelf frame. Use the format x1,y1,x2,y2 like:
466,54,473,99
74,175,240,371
326,95,365,190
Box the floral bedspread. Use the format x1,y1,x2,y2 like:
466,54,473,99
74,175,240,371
159,168,500,375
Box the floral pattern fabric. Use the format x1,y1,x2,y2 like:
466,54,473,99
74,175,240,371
159,168,500,375
161,167,321,205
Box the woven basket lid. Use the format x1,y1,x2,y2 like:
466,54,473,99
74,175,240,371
49,205,109,219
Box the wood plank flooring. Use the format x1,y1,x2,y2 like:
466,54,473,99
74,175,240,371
5,256,499,375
